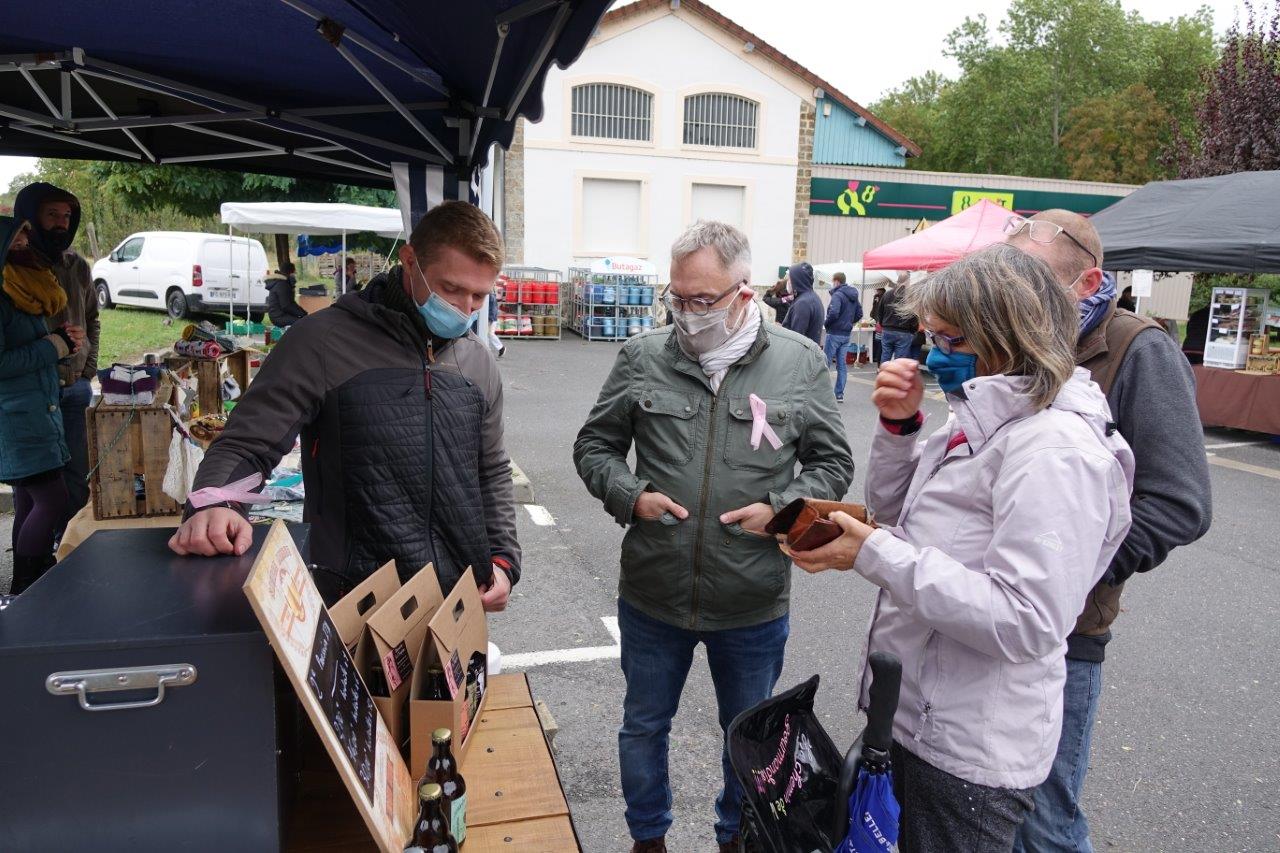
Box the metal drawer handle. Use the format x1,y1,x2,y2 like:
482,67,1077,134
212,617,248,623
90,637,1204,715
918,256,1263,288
46,664,197,712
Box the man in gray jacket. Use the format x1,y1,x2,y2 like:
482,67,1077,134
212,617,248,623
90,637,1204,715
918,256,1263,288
574,221,853,853
169,202,519,611
1007,210,1212,852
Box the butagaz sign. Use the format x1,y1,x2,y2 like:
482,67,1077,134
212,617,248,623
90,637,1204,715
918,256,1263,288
809,177,1125,221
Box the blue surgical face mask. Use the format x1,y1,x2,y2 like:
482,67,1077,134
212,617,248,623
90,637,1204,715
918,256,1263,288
411,262,478,339
926,347,979,395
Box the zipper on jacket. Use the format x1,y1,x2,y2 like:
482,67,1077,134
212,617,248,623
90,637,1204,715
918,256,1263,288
688,392,721,629
423,366,433,399
915,703,933,743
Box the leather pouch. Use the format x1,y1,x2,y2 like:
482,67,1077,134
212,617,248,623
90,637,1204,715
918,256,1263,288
765,498,873,551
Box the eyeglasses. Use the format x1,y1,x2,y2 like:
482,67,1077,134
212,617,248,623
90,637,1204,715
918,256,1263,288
661,280,746,316
924,329,967,355
1004,215,1099,269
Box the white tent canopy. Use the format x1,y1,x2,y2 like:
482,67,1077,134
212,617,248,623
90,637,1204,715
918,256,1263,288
219,202,404,238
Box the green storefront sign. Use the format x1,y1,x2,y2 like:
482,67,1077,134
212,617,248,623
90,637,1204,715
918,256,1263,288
809,177,1125,220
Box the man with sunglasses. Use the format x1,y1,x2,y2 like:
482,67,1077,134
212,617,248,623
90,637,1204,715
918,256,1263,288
1006,210,1212,852
574,221,852,853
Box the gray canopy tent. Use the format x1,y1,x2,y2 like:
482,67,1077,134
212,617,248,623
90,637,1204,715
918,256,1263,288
1090,171,1280,273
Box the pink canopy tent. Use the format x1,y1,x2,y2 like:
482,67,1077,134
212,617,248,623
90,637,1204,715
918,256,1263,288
862,198,1012,271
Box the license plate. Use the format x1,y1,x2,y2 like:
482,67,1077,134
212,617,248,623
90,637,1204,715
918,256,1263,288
206,288,233,300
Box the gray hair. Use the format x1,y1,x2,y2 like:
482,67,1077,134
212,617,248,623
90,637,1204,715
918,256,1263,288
670,220,752,281
900,243,1077,411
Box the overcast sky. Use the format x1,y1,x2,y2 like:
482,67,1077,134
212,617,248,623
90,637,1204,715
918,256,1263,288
0,0,1246,193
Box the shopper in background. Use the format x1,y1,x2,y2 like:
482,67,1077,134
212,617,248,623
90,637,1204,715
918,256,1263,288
333,255,359,293
22,183,98,536
790,245,1135,851
1117,285,1137,312
779,261,823,345
574,221,852,853
169,202,521,615
1,214,86,593
265,262,307,328
1006,210,1212,853
878,273,919,364
823,271,862,403
762,277,793,324
870,285,886,364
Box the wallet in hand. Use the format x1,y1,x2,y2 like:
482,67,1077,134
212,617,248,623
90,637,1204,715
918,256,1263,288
764,498,874,551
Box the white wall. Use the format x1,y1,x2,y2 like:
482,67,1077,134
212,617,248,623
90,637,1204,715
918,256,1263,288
521,12,803,284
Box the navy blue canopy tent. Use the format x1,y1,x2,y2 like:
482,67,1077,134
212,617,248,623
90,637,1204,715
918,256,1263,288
0,0,611,223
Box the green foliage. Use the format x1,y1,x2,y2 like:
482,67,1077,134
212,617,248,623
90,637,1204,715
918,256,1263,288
1063,84,1170,183
1189,274,1280,314
3,160,398,262
872,0,1217,182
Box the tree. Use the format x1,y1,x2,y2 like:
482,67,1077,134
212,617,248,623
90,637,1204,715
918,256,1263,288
1063,84,1170,183
872,0,1216,180
871,71,948,170
1170,3,1280,178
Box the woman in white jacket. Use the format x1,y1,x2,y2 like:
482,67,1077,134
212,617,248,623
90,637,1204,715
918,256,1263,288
790,244,1134,852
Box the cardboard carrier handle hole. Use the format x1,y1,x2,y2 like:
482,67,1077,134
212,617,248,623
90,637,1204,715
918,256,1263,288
452,599,465,621
357,591,377,616
400,596,419,620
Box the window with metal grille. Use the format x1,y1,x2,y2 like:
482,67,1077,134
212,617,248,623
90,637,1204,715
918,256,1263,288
570,83,653,142
683,93,758,149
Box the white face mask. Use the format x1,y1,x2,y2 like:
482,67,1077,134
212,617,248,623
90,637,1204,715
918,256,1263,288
673,299,743,357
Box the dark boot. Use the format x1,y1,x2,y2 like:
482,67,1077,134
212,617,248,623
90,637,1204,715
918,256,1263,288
630,837,667,853
10,553,56,595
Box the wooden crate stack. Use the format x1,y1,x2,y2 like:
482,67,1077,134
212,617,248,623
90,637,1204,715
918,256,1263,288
86,379,182,520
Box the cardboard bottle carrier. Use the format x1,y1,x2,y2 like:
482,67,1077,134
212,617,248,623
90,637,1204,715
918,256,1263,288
328,560,489,779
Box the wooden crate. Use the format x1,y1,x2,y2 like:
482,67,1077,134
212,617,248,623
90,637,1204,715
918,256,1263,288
1245,352,1280,374
163,349,253,417
87,380,182,520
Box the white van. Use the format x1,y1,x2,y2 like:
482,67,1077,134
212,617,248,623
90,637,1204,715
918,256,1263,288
92,231,269,319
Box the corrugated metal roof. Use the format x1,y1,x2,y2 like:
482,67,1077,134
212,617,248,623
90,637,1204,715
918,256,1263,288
814,98,906,167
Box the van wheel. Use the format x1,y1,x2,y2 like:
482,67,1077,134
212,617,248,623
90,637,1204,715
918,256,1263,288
95,280,114,309
166,289,189,319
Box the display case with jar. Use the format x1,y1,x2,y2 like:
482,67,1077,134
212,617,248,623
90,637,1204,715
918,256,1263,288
1204,287,1269,369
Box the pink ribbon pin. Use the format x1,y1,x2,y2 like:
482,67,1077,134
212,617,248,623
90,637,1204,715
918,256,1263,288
749,393,783,451
188,473,271,509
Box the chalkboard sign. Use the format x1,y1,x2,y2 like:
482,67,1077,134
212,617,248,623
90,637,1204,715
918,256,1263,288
243,522,414,853
307,607,377,801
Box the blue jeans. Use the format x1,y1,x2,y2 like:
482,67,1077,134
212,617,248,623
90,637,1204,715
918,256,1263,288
1013,658,1103,853
617,598,789,844
881,329,915,364
58,378,93,532
823,333,851,397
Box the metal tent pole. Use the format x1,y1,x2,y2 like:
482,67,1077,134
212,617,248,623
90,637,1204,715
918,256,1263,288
341,230,347,295
228,224,235,329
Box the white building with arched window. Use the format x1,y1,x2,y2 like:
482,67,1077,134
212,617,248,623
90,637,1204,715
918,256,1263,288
501,0,917,285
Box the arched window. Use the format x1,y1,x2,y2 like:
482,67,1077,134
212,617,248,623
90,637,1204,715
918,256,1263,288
571,83,654,142
683,92,758,148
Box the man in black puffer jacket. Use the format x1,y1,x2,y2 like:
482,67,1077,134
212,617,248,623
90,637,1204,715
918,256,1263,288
169,202,520,611
265,262,307,327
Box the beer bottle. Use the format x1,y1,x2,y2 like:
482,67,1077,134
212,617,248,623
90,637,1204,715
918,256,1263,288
420,727,468,844
366,662,389,697
408,783,457,853
425,664,450,701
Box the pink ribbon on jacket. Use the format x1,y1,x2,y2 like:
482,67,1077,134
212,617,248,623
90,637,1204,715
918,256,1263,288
188,473,270,509
749,393,783,451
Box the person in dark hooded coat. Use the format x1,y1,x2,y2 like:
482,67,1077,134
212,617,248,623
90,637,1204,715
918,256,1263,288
265,262,307,327
779,261,823,345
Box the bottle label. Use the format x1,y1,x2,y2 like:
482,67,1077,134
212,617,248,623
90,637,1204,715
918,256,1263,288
450,794,467,844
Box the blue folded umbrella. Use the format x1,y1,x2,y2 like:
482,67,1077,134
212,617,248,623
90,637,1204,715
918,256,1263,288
836,767,900,853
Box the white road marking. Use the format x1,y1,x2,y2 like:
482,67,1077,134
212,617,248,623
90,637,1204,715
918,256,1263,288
502,616,622,670
1207,456,1280,481
1204,440,1270,450
524,504,556,526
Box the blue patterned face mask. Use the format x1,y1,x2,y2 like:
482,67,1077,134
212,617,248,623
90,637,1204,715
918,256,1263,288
412,262,477,339
926,347,979,394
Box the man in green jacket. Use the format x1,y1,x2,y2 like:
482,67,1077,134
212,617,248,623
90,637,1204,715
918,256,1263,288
574,221,853,853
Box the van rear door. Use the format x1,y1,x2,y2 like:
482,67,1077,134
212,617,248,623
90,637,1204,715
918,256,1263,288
199,238,253,309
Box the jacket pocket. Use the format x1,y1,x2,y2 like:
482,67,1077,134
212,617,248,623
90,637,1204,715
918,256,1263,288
634,388,700,466
913,629,944,745
706,521,788,617
723,395,795,472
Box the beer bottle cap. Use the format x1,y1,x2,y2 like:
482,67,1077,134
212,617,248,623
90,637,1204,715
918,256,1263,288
432,727,453,744
419,783,443,801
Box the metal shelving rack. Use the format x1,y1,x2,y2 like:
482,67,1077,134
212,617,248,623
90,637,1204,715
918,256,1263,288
497,266,563,341
567,266,658,342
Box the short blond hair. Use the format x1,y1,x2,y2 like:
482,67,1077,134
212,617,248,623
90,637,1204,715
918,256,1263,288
410,200,504,270
903,243,1077,410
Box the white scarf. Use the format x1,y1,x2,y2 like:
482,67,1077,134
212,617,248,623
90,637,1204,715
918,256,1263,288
697,300,761,393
